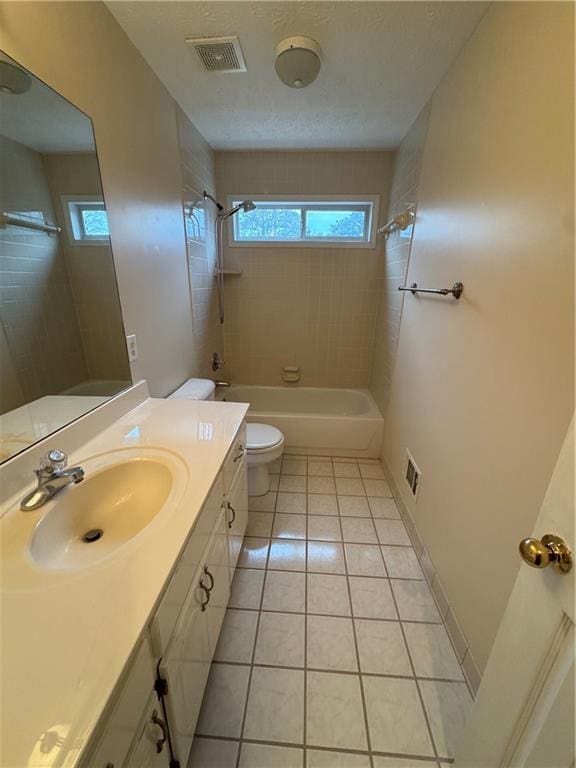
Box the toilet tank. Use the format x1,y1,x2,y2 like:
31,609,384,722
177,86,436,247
168,378,215,401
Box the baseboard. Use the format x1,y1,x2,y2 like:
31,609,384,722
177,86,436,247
382,459,483,697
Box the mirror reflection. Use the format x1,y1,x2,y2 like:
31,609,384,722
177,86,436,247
0,53,131,462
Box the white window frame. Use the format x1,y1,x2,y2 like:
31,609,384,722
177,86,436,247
227,194,380,249
61,195,110,246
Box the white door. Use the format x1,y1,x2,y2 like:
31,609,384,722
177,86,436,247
225,463,248,579
456,418,574,767
203,509,231,654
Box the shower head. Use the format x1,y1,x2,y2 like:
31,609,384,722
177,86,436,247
220,200,256,219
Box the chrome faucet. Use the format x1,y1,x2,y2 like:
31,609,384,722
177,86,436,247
20,449,85,512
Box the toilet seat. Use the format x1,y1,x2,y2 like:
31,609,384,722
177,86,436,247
246,423,283,452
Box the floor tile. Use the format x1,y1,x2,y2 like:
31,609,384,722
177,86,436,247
333,462,360,478
279,475,307,493
239,743,304,768
363,676,434,756
359,463,386,479
307,615,358,672
282,457,307,476
308,515,342,541
349,576,397,620
196,663,250,738
374,519,411,546
254,611,305,667
362,479,393,497
249,491,277,512
308,476,337,494
419,680,473,758
307,751,370,768
270,473,280,491
307,541,346,574
403,623,464,680
243,666,305,743
262,570,306,613
273,513,307,540
246,511,274,538
277,492,307,514
391,580,441,622
238,537,270,569
308,493,338,516
336,477,366,496
381,546,424,579
269,457,282,473
338,495,371,517
188,737,239,768
229,568,265,609
214,609,258,663
341,517,378,544
344,543,387,577
369,497,400,519
355,619,412,675
308,459,334,476
269,539,307,571
307,671,368,750
307,573,351,616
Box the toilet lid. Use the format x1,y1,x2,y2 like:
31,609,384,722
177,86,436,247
246,423,283,450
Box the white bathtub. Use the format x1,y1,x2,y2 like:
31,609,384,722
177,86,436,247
218,385,384,457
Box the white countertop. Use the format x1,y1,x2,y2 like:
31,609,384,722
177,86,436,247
0,397,248,768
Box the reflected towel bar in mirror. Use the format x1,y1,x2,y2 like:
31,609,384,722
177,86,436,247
0,212,61,235
399,282,464,299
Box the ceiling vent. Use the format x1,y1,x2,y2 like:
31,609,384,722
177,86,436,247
186,35,247,73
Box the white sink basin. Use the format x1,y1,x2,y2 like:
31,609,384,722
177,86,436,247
27,450,187,572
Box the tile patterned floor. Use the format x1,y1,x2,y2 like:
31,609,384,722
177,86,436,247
190,455,473,768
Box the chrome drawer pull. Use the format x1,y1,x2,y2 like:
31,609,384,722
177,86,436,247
233,445,245,462
227,502,236,529
202,566,215,591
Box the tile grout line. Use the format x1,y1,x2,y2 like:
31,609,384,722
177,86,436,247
234,469,281,768
388,573,442,764
334,462,376,768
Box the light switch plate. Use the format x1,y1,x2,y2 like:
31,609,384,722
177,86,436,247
126,334,138,362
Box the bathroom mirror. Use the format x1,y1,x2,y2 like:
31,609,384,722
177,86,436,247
0,52,131,463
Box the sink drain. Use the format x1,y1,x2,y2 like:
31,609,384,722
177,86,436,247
83,528,103,543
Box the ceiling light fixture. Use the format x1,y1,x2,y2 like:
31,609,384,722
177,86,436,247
275,36,321,89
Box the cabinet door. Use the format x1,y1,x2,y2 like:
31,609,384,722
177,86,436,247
224,462,248,580
203,509,231,655
158,570,211,767
125,694,171,768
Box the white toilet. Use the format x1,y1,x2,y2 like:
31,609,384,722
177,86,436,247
168,379,284,496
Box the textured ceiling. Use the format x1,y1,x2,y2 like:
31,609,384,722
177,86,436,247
107,1,488,150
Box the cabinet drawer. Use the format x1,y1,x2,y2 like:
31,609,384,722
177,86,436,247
150,475,223,657
86,639,155,768
222,422,246,493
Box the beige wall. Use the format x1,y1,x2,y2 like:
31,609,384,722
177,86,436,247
0,135,88,409
177,107,223,380
371,104,430,414
381,1,574,671
42,152,131,383
1,1,197,397
215,150,393,386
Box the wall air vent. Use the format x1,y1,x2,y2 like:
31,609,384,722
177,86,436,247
186,35,247,73
405,450,421,498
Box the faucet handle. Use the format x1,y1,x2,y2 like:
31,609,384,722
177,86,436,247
39,449,67,474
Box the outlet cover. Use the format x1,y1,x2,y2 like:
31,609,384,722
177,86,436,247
126,334,138,362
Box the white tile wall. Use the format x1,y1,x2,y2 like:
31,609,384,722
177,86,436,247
215,151,394,387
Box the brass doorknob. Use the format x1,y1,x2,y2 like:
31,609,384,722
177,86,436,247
519,534,573,574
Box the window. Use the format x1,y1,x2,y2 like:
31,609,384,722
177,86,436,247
229,196,379,248
62,197,110,244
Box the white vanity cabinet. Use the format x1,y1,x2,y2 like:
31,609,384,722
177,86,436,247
84,422,248,768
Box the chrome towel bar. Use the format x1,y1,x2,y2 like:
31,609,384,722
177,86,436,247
0,212,61,235
399,282,464,300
